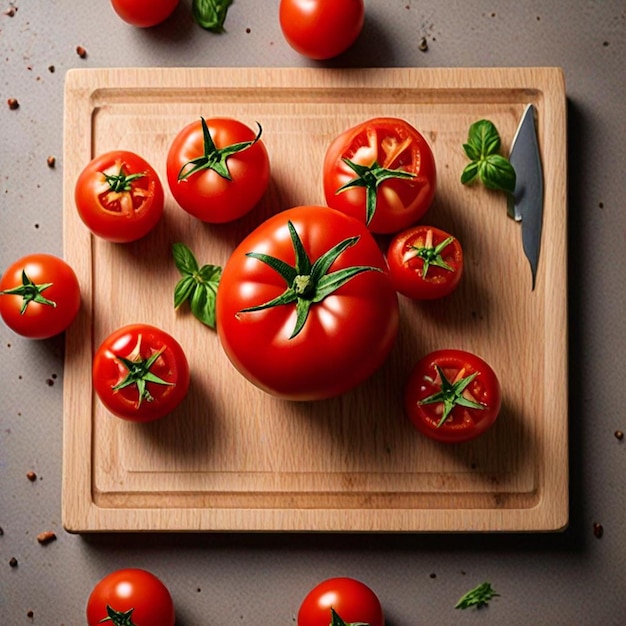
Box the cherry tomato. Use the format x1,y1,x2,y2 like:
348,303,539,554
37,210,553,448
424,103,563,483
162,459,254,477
86,568,175,626
386,225,464,299
405,349,502,444
298,577,385,626
110,0,179,28
93,324,190,422
75,150,164,243
0,253,80,339
279,0,365,60
166,117,270,223
323,117,437,234
216,205,399,401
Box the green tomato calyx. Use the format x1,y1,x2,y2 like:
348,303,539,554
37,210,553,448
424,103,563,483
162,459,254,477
419,365,485,428
98,604,137,626
177,117,262,182
330,606,371,626
0,270,56,314
240,220,381,339
336,157,416,225
404,230,455,278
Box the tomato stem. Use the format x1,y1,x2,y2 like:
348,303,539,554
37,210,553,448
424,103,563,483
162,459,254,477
0,270,56,314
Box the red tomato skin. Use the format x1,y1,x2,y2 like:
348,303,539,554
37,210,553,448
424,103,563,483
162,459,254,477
0,254,80,339
110,0,179,28
405,349,502,444
279,0,365,60
166,118,271,223
298,577,385,626
75,150,164,243
93,324,190,422
86,568,175,626
216,206,399,401
323,117,437,234
386,225,464,300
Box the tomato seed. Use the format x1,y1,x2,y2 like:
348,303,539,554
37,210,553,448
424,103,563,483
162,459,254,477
36,530,57,545
615,430,624,440
7,98,19,110
76,45,87,58
593,522,604,538
47,156,56,168
26,471,37,481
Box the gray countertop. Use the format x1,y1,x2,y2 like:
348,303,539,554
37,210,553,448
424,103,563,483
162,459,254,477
1,1,625,624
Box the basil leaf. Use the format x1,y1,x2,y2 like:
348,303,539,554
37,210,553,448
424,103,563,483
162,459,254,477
461,119,516,195
192,0,233,32
172,243,221,329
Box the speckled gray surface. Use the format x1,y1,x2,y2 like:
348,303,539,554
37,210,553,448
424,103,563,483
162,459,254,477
1,1,625,624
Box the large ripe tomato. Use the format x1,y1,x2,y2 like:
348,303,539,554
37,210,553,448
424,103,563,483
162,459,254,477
93,324,190,422
386,225,464,299
0,253,80,339
405,349,502,444
298,577,385,626
323,117,437,234
216,205,399,401
86,568,175,626
75,150,164,243
110,0,179,28
166,117,270,223
279,0,365,60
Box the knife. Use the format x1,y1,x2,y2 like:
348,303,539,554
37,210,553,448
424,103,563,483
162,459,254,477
507,104,544,290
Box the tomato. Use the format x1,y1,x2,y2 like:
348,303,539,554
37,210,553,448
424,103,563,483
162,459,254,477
86,568,175,626
405,349,502,444
110,0,179,28
93,324,190,422
298,577,384,626
216,205,399,401
386,225,464,299
166,117,270,223
279,0,365,60
0,253,80,339
323,117,437,234
75,150,164,243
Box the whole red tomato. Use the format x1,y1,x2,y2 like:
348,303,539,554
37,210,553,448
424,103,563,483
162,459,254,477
279,0,365,60
298,577,385,626
86,568,175,626
166,117,270,223
75,150,164,243
323,117,437,234
386,225,464,299
216,205,399,401
93,324,190,422
405,349,502,443
110,0,179,28
0,253,80,339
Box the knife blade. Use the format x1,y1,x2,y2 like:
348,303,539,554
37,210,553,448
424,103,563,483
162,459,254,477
507,104,544,290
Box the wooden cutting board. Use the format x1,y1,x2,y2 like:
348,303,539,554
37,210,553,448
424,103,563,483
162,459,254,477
61,67,568,533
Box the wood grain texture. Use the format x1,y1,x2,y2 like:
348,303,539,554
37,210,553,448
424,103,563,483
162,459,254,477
61,67,568,532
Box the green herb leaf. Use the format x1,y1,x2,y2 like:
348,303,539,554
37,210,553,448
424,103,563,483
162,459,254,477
192,0,233,33
461,119,516,194
172,243,221,329
455,581,499,610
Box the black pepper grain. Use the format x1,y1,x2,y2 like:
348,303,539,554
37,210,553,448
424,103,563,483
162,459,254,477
76,45,87,59
593,522,604,538
47,156,56,168
615,430,623,440
9,557,18,567
27,471,37,481
7,97,19,110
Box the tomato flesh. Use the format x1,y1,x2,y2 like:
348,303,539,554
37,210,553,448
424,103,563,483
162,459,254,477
323,117,437,234
216,205,399,401
75,150,164,243
405,349,501,443
93,324,190,422
387,225,464,299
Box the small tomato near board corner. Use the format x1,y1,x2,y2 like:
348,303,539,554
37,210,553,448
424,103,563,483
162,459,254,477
386,225,464,300
405,349,502,444
216,205,399,401
298,576,385,626
279,0,365,60
75,150,165,243
93,324,190,422
166,117,270,223
0,253,80,339
86,568,175,626
323,117,437,234
110,0,179,28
